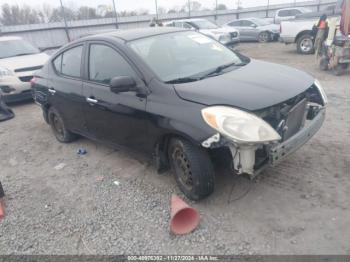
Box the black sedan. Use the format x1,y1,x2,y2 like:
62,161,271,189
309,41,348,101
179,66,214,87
32,27,327,200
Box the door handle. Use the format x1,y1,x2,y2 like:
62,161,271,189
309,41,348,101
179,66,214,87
86,97,98,104
48,88,56,94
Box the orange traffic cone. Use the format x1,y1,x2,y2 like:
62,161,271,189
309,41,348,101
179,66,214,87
170,194,200,235
0,200,4,220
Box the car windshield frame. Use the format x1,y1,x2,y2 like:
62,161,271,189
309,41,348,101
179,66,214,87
128,31,249,83
0,39,40,59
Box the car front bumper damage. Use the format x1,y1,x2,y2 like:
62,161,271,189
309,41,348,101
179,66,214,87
269,108,325,166
202,107,326,178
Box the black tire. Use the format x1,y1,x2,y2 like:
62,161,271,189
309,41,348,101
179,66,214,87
332,64,348,76
258,31,271,43
297,34,314,55
48,107,78,143
319,57,329,71
168,137,215,201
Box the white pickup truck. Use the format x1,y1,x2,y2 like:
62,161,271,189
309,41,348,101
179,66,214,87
280,6,341,54
280,19,317,54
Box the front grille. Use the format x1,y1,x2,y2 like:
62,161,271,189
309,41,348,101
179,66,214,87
283,98,307,140
15,66,43,73
230,32,238,38
19,76,33,82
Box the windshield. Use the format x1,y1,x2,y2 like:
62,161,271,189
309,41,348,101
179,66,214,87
0,39,40,59
250,18,271,26
129,31,247,82
190,20,218,29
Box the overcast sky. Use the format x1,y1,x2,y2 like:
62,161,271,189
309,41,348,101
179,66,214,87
0,0,307,12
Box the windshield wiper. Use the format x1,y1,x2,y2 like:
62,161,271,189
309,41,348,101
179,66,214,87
200,62,247,79
165,77,200,84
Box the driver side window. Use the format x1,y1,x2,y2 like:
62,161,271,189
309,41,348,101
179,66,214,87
89,44,137,85
183,23,193,29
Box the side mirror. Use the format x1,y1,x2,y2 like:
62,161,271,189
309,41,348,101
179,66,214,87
251,24,258,28
110,76,137,93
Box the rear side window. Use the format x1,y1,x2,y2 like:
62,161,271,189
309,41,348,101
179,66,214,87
241,20,254,27
89,44,137,84
278,10,290,17
229,21,241,27
61,45,83,78
53,54,62,73
289,9,302,16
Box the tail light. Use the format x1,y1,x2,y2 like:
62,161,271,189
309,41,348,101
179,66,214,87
280,24,282,34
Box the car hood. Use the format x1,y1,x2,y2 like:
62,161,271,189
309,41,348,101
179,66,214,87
173,59,314,111
0,52,49,71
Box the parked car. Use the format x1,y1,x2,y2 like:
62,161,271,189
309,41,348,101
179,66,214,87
32,28,327,200
223,18,280,42
274,7,312,24
280,12,341,54
0,36,49,102
164,18,240,46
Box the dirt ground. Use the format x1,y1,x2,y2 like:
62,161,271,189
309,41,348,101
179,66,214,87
0,42,350,255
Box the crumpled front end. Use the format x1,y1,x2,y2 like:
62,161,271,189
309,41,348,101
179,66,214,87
201,81,327,178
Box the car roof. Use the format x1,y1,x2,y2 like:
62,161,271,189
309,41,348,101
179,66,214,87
0,36,22,41
86,27,186,42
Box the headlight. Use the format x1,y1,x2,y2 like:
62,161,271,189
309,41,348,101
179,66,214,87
314,79,328,105
0,66,14,78
201,106,281,144
218,34,231,43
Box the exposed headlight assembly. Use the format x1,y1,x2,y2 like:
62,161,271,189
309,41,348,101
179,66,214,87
314,79,328,105
218,34,231,43
0,66,14,78
201,106,281,144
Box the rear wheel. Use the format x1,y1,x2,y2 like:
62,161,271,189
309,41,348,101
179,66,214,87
48,107,78,143
297,34,314,54
258,31,271,43
168,138,214,201
332,64,348,76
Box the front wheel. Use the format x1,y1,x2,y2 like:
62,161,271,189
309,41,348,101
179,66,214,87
297,34,314,55
168,138,215,201
258,31,271,43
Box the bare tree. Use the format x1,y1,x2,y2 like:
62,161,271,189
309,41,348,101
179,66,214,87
0,4,43,25
157,6,167,15
49,6,76,22
190,1,202,11
77,6,99,20
217,4,228,10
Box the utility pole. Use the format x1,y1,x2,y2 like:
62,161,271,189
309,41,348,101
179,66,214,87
215,0,218,21
59,0,70,42
155,0,158,20
188,0,191,18
112,0,119,29
266,0,270,18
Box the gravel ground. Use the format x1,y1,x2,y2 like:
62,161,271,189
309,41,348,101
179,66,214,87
0,42,350,255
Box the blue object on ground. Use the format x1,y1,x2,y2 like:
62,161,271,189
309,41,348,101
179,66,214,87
77,148,87,155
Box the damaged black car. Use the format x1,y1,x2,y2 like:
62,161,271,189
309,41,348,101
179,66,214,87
32,27,327,200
